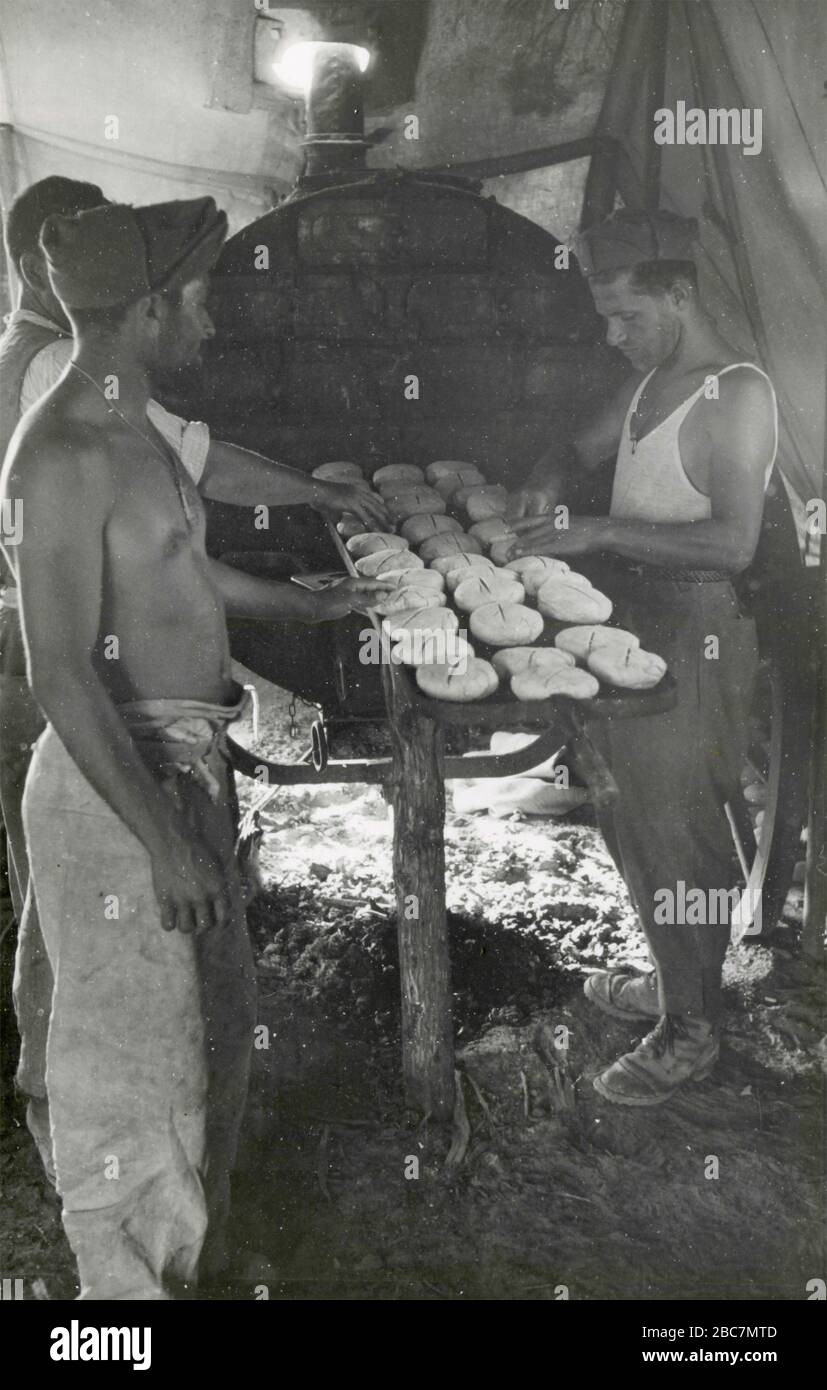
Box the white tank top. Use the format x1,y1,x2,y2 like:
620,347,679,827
609,362,778,523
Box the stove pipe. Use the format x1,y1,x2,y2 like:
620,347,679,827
301,42,369,184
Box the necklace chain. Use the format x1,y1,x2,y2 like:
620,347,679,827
69,361,198,530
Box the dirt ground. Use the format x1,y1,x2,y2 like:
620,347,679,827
1,674,824,1301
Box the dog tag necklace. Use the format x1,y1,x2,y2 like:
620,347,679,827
69,362,200,531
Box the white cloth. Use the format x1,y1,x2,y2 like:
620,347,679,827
5,309,211,486
610,363,778,524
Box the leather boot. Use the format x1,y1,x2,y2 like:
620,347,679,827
593,1014,719,1106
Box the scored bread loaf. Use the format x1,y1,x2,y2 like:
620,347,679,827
454,571,525,613
555,625,640,661
458,484,509,521
392,631,473,667
312,461,365,483
505,555,570,581
587,646,667,689
346,532,408,559
383,605,459,641
371,584,447,615
470,601,544,647
337,514,368,538
491,646,575,678
425,461,484,483
416,657,499,702
379,566,445,591
400,513,463,544
511,667,599,701
356,549,424,577
418,532,483,562
433,553,496,580
536,578,613,623
385,487,447,522
372,464,425,489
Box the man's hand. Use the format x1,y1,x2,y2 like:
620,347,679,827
150,832,233,936
314,481,390,530
506,487,562,524
313,576,395,621
510,514,611,558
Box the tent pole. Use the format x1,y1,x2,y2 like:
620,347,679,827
802,415,827,959
643,0,669,208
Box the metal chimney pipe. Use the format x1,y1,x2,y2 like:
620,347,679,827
301,42,369,182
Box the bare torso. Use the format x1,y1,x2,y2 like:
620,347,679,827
4,382,233,705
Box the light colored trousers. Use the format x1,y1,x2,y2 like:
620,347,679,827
23,724,256,1300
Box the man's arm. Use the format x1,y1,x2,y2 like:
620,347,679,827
511,372,773,572
207,559,392,621
507,375,639,522
4,434,231,934
201,438,390,529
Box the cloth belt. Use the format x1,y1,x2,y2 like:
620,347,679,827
117,683,249,801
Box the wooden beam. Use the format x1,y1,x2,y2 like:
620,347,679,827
423,135,602,184
386,675,454,1120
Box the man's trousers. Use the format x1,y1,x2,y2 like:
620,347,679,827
23,724,256,1299
591,574,758,1023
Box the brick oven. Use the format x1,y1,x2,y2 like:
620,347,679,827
191,42,622,716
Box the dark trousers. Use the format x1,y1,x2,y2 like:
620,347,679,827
592,576,758,1022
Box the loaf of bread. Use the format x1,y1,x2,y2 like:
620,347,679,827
504,555,570,581
372,464,425,489
428,461,486,494
380,566,445,591
587,646,667,689
356,548,424,577
458,484,509,520
346,532,409,559
469,601,544,647
337,514,368,539
433,553,496,580
536,578,613,623
554,625,640,661
491,646,575,678
312,461,365,483
454,571,525,612
385,487,447,522
418,532,483,563
392,631,473,667
425,461,484,482
511,667,600,701
371,584,447,616
383,605,459,641
416,657,499,702
400,513,463,544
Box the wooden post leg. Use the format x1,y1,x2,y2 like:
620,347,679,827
390,703,455,1120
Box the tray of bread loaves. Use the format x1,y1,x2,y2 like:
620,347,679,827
319,459,676,730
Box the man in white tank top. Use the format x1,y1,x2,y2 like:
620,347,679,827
509,209,778,1106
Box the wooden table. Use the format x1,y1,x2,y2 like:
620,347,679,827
327,528,678,1120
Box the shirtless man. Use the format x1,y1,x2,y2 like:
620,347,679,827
0,177,388,1181
508,209,777,1106
0,196,389,1298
